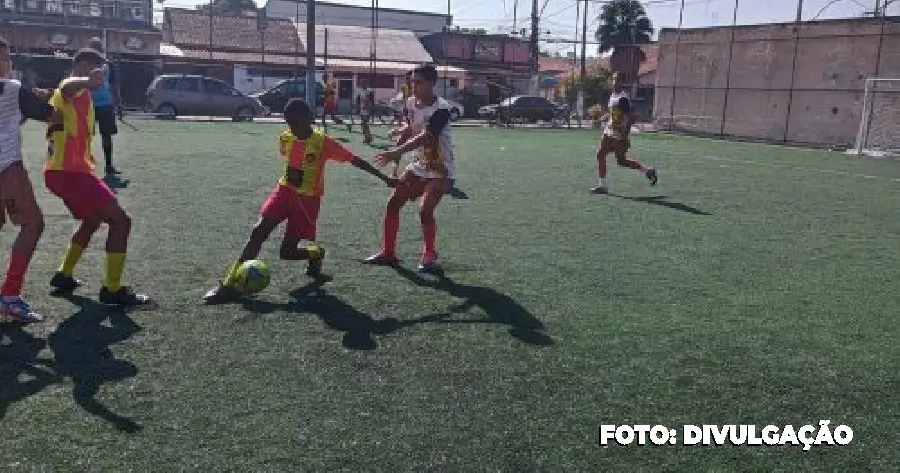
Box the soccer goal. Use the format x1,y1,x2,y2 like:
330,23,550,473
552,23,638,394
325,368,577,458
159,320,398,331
850,78,900,157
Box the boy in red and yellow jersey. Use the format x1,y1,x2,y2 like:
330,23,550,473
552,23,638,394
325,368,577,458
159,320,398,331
203,98,396,303
45,48,150,306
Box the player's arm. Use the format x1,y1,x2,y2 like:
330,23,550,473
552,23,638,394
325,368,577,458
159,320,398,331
19,86,57,122
351,156,395,186
58,69,103,101
326,137,396,186
375,109,451,164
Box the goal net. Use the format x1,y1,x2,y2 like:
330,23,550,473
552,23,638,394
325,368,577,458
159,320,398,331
851,78,900,157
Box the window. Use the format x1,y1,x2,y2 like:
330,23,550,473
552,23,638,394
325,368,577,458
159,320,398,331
203,79,236,96
176,78,200,93
2,0,16,11
45,0,63,13
157,78,179,90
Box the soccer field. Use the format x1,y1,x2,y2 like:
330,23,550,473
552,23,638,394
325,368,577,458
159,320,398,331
2,120,898,471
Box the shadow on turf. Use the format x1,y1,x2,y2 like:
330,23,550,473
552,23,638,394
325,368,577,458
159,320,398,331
0,323,61,421
239,271,552,350
608,194,712,215
47,294,143,433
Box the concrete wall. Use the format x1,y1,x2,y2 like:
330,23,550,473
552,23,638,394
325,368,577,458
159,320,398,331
654,17,900,147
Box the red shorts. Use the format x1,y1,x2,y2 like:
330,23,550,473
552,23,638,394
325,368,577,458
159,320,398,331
399,171,450,201
44,170,116,220
260,185,321,240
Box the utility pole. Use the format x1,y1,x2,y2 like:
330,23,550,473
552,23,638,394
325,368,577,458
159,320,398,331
795,0,803,22
305,0,317,107
530,0,540,92
579,0,588,119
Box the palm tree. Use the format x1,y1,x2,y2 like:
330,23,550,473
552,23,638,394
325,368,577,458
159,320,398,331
595,0,654,83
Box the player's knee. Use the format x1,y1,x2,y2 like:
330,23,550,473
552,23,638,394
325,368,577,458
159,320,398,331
418,207,435,223
615,156,629,166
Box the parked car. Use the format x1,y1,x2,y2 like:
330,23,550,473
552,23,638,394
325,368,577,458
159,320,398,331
146,74,268,121
250,78,325,114
480,95,557,123
387,92,465,121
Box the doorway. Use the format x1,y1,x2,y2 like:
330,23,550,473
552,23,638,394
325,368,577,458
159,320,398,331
337,79,354,114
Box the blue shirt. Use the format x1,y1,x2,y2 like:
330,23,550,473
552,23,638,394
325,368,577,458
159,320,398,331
91,66,115,107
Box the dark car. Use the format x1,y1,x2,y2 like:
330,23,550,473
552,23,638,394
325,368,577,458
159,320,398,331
250,79,324,114
482,95,557,124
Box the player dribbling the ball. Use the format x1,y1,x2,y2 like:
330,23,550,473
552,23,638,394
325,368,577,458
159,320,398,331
591,72,658,194
203,98,396,303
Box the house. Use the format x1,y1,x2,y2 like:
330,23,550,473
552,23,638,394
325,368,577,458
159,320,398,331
0,0,161,105
160,8,318,94
419,30,531,107
265,0,450,35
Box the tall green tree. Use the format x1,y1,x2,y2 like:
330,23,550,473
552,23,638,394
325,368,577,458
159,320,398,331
594,0,653,83
595,0,654,53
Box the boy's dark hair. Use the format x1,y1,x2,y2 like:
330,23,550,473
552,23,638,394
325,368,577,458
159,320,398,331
412,64,438,84
284,98,312,120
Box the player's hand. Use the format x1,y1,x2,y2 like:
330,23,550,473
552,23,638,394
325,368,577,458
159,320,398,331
32,88,51,101
373,151,399,167
384,177,399,188
87,68,104,90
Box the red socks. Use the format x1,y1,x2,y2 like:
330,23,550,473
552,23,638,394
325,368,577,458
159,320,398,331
1,251,30,296
621,158,647,172
597,156,608,179
422,217,436,257
382,211,400,256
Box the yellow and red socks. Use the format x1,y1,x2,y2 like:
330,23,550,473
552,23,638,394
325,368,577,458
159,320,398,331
59,243,85,277
104,252,127,292
1,251,30,296
223,261,242,286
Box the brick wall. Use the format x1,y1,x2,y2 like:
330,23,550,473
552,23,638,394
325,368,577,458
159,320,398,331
654,17,900,147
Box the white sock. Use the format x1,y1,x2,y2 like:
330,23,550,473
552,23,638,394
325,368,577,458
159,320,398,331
597,178,606,188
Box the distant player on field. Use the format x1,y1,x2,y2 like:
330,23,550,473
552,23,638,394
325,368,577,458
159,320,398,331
387,70,414,178
45,48,150,306
592,72,658,194
203,98,396,303
365,64,455,273
88,38,122,176
0,36,60,322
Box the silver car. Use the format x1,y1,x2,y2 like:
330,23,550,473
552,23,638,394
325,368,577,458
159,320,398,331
146,74,268,121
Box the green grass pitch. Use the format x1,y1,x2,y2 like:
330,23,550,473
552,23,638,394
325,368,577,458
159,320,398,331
1,120,898,471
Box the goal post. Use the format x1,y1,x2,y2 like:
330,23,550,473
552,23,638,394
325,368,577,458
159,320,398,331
851,77,900,157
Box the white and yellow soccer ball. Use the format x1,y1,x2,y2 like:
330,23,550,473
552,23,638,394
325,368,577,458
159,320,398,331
234,259,271,295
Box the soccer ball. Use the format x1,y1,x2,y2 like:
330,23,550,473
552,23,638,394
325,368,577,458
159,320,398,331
234,260,271,294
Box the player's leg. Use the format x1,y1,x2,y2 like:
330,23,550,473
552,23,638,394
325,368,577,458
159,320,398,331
363,171,419,265
278,195,326,276
0,164,45,323
614,139,658,186
416,177,449,273
592,136,613,193
362,116,373,143
45,171,101,292
203,215,281,303
97,106,119,175
91,192,151,305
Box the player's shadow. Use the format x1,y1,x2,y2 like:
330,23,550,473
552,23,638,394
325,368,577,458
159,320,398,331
48,294,142,433
0,323,62,421
391,266,554,346
102,174,130,194
609,194,712,216
446,185,469,200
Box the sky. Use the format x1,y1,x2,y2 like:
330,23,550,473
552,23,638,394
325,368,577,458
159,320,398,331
158,0,895,56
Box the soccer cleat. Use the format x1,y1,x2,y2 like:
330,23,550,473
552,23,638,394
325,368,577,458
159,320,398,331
306,243,326,276
202,281,243,304
50,272,82,292
0,296,43,324
646,168,659,186
590,185,609,194
362,252,399,266
99,286,151,306
417,252,440,274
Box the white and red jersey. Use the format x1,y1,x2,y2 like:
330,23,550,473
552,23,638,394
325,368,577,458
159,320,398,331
405,96,455,179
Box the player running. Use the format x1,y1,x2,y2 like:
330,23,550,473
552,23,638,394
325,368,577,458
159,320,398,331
365,64,455,273
0,36,61,322
203,98,396,303
45,48,150,306
592,72,658,194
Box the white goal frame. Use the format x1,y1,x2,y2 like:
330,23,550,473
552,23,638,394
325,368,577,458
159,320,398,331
851,77,900,157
